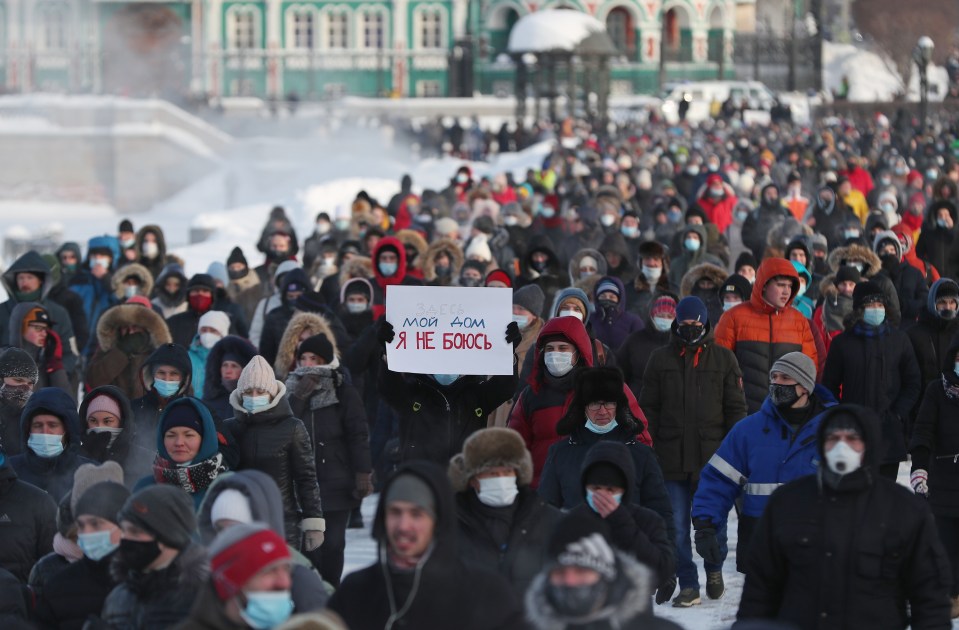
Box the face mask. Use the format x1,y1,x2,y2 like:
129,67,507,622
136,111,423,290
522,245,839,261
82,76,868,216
62,263,77,274
321,258,336,269
585,418,618,434
460,276,481,288
686,165,699,176
199,332,220,350
579,271,595,281
600,214,616,227
435,264,451,278
512,314,529,329
684,238,701,252
243,395,271,413
938,218,950,228
676,323,704,344
335,219,350,231
544,351,575,377
709,187,723,198
346,301,368,314
939,308,957,320
735,210,749,222
621,226,639,238
118,538,162,573
87,426,123,448
586,489,622,513
154,378,180,398
78,529,119,562
558,309,583,321
123,285,138,299
121,238,135,249
825,440,862,476
795,282,806,298
28,433,64,458
378,262,398,277
667,209,683,223
456,173,469,184
540,207,556,219
0,384,32,407
597,299,617,313
652,316,673,332
879,202,895,213
188,293,213,314
769,383,801,407
240,591,295,630
848,262,864,273
863,307,885,326
142,242,159,259
880,177,892,186
643,266,662,282
843,230,860,240
723,300,740,312
546,581,608,618
503,215,519,227
228,268,247,281
316,222,331,235
432,374,460,386
476,476,519,507
91,257,110,270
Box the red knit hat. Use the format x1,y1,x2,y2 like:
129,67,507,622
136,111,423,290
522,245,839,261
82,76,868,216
210,524,291,600
484,269,512,288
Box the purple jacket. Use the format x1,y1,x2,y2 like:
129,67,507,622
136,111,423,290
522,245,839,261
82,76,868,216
589,276,645,351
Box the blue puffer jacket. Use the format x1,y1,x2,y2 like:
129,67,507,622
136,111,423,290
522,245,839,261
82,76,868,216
69,236,120,354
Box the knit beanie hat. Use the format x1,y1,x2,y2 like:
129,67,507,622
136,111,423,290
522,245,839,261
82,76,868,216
237,356,280,396
719,274,751,302
210,523,291,601
434,217,459,237
187,274,217,292
71,461,125,513
460,260,488,278
118,485,197,550
675,296,708,324
821,407,864,438
735,251,758,272
385,473,436,521
769,351,816,394
465,237,493,262
343,278,372,301
206,262,229,288
512,285,545,317
547,511,617,581
210,489,254,526
484,269,512,288
119,219,134,233
198,310,230,338
75,481,130,523
836,266,861,284
85,394,122,422
583,463,627,491
227,247,248,268
297,334,335,364
159,402,205,437
594,277,620,299
649,295,678,319
852,281,886,310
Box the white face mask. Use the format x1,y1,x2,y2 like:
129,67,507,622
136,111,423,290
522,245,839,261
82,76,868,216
600,214,616,227
142,241,159,259
544,351,575,377
642,266,662,282
199,332,221,350
558,309,583,321
825,440,862,476
476,476,519,507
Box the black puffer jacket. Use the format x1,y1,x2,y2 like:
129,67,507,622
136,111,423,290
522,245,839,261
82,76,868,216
225,383,324,545
78,385,153,489
35,552,116,630
640,330,747,481
0,400,23,457
0,463,57,583
906,279,959,390
616,325,671,399
287,366,371,512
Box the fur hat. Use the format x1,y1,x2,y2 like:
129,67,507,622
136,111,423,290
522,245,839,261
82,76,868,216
556,367,630,436
448,428,533,492
637,240,668,261
237,356,280,397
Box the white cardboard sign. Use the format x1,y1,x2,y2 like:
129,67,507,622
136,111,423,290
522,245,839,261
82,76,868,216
385,285,513,375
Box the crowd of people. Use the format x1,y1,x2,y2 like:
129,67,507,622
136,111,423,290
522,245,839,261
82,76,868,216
1,108,959,629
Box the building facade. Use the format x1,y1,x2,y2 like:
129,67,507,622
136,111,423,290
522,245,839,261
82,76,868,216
0,0,733,99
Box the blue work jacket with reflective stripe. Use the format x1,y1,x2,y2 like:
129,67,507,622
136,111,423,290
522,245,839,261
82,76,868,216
691,385,837,525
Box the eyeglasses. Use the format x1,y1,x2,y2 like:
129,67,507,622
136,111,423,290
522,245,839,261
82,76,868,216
586,401,617,412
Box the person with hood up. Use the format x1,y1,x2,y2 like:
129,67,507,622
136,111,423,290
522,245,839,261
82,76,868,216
714,258,818,412
151,262,190,320
317,241,366,306
249,259,300,348
525,509,683,630
567,247,608,286
822,281,922,480
110,262,154,305
738,405,951,629
599,232,637,286
66,238,118,355
56,242,83,286
624,240,676,322
874,230,928,326
804,184,859,250
34,480,130,630
679,263,728,327
79,386,153,487
812,265,860,353
449,427,562,594
272,310,337,381
668,224,724,289
188,310,231,397
84,300,172,400
0,441,57,583
788,260,815,319
741,183,791,261
0,348,37,457
328,462,526,630
422,238,464,287
134,225,170,281
304,211,342,271
489,285,546,427
167,274,239,348
9,387,94,499
97,485,208,629
337,278,381,427
908,279,959,392
369,236,423,319
202,335,258,423
918,200,957,278
130,342,194,450
225,356,326,555
135,396,228,509
286,333,371,586
617,294,677,399
588,276,644,352
41,253,89,360
692,352,837,575
696,174,738,234
8,302,71,396
225,246,262,325
515,234,566,319
255,218,300,290
639,296,747,606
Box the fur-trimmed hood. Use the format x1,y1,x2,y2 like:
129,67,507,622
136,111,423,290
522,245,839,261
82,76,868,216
96,303,172,351
422,238,465,283
273,312,337,379
827,243,883,277
568,248,608,285
679,262,728,298
448,428,533,492
819,273,840,301
337,256,373,289
111,263,155,300
395,229,429,271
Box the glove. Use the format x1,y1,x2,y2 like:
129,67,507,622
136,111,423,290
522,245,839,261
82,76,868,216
694,522,722,565
505,321,522,348
293,372,322,399
655,576,677,605
911,469,929,496
303,530,325,551
117,331,150,355
300,517,326,551
353,472,374,499
376,320,395,345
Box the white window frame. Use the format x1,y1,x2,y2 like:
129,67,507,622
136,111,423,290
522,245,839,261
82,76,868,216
414,5,447,50
286,5,318,50
226,4,262,50
358,7,388,50
416,79,442,97
36,2,68,52
320,6,351,50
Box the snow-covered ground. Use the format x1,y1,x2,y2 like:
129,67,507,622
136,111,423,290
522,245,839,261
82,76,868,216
824,41,950,102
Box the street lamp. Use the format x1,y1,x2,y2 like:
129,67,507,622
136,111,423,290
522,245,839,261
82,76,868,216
913,35,934,133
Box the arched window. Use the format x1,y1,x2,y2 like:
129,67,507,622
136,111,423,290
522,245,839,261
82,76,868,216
359,7,388,49
286,6,317,49
227,5,261,50
321,8,350,49
414,6,446,50
606,7,633,56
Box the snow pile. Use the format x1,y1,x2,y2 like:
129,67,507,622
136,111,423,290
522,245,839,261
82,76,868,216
823,41,949,102
508,10,606,53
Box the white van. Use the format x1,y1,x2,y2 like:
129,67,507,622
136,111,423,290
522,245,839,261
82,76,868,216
660,81,777,124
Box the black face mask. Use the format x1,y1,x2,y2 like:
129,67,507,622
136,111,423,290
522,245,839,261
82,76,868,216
598,298,618,313
676,323,705,345
435,265,451,278
228,268,247,280
460,277,481,288
879,253,900,273
531,259,549,273
939,308,958,320
546,581,608,618
0,384,32,408
812,257,828,275
118,538,162,572
769,383,801,407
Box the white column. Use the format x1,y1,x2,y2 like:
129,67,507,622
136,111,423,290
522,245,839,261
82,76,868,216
451,0,467,39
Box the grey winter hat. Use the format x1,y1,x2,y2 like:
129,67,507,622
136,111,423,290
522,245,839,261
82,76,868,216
385,473,436,521
71,461,124,514
0,347,38,383
512,284,545,318
75,481,130,524
118,485,197,550
769,352,816,394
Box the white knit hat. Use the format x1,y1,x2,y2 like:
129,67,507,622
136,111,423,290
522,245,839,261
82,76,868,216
210,488,254,526
237,355,280,396
198,310,230,338
465,236,492,262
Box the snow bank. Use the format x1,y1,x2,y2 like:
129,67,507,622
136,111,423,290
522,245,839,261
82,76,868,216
823,41,949,102
508,10,606,53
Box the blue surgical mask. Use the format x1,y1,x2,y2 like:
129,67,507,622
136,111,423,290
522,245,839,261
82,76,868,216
684,238,701,252
512,314,529,329
154,378,180,398
378,262,398,277
432,374,460,386
585,418,618,434
240,591,294,630
586,489,623,513
938,218,950,228
723,300,741,312
346,301,368,314
78,529,119,562
540,206,555,219
955,362,959,378
621,225,639,238
123,285,137,299
28,433,64,458
863,306,886,326
652,316,673,332
335,219,350,231
843,230,860,240
243,394,271,413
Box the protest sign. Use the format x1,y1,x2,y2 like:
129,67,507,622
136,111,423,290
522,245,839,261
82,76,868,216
385,285,513,375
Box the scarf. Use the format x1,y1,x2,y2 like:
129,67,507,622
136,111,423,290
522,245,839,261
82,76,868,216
153,452,226,495
53,532,84,563
852,321,888,338
287,364,341,410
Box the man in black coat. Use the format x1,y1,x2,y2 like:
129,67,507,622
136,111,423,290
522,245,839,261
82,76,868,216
738,404,951,629
617,293,676,399
328,461,526,630
874,230,928,327
0,348,38,456
907,278,959,392
0,450,56,583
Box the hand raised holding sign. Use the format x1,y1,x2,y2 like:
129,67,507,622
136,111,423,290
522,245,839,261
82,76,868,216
506,321,522,349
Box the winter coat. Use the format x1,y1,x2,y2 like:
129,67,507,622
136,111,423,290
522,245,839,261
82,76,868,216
319,256,373,314
29,548,73,597
822,320,921,465
624,267,676,322
150,263,188,320
588,276,645,351
0,462,57,582
714,258,818,412
84,303,172,400
916,205,955,276
9,388,95,499
489,316,544,427
187,338,210,397
68,266,119,356
78,385,153,489
369,236,423,319
422,238,465,286
696,187,738,234
906,278,959,390
741,196,792,261
911,351,959,518
7,301,71,396
201,336,258,421
287,365,371,512
45,275,90,357
338,306,381,425
35,552,116,630
248,259,299,348
668,224,725,288
738,405,951,630
0,401,23,457
599,232,637,286
805,187,860,250
692,386,836,571
172,580,246,630
225,383,324,545
328,461,526,630
877,250,928,326
679,262,728,327
616,326,671,400
515,234,568,319
826,243,902,328
0,567,28,626
640,332,747,481
813,273,853,353
129,343,195,455
100,543,208,630
273,312,337,380
226,267,262,326
453,487,562,594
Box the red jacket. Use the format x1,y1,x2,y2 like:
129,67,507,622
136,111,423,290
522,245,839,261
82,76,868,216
371,236,409,319
697,187,738,234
